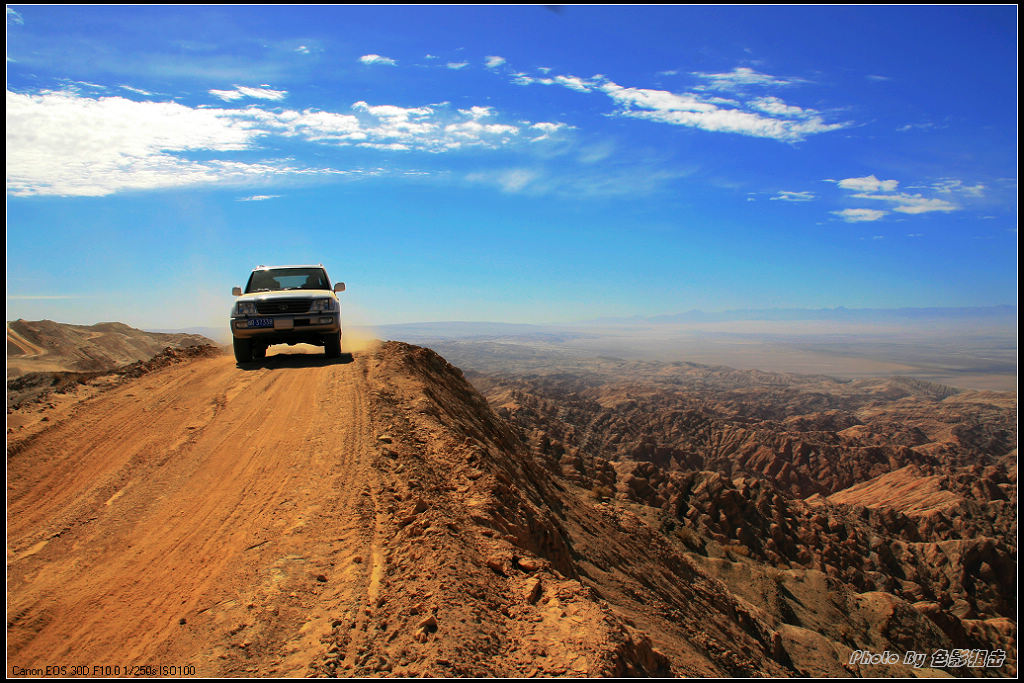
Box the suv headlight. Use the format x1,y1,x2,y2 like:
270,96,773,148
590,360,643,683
310,298,337,313
233,301,257,316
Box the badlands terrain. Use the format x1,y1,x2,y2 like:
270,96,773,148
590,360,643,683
6,320,1017,677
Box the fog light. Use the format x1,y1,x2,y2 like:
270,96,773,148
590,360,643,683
234,320,248,328
319,316,333,324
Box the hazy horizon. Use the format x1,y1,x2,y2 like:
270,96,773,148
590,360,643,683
7,303,1017,391
6,303,1017,333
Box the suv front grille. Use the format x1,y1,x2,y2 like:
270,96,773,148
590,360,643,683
255,299,311,314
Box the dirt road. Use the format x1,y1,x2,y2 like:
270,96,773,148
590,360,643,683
8,345,390,676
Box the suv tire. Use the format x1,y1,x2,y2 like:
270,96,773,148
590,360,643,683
233,337,254,363
324,332,342,359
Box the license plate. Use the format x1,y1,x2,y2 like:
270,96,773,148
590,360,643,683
249,318,274,328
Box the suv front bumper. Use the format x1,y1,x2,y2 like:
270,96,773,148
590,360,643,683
231,314,341,342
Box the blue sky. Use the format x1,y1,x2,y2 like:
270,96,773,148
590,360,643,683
6,5,1017,329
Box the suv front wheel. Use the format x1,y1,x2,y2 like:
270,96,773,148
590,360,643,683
324,332,342,359
233,337,254,364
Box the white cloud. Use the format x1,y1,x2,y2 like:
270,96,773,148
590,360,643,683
484,56,506,69
63,80,107,93
263,100,561,152
851,192,958,214
931,178,985,196
508,65,845,142
829,174,977,219
553,75,593,93
832,208,888,223
446,62,469,70
359,54,397,66
6,88,569,196
530,121,570,141
238,194,281,201
119,85,155,96
209,85,287,102
771,190,815,202
7,7,24,25
836,175,899,192
691,67,807,91
749,96,812,119
295,45,311,55
598,79,844,142
7,89,277,196
458,105,494,119
512,73,553,87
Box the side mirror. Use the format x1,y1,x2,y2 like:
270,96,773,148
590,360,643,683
232,286,242,296
334,282,346,293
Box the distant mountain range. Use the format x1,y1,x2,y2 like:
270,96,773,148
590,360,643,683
366,305,1017,340
585,304,1017,325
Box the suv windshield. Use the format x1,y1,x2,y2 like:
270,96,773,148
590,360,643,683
245,268,330,293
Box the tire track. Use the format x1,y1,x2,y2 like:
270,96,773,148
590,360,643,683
6,346,380,676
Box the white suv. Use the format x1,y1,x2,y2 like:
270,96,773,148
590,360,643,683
230,264,346,363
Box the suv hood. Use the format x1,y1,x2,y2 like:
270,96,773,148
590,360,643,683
236,289,336,302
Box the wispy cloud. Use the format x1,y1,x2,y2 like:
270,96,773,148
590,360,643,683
238,194,281,201
509,66,846,142
599,79,844,142
930,178,985,196
359,54,397,66
691,66,809,91
465,164,695,199
119,85,155,96
834,175,899,192
897,121,943,132
446,62,469,70
529,121,571,141
851,192,958,214
7,7,23,25
749,96,813,118
484,56,506,69
771,190,815,202
832,208,888,223
209,85,287,102
6,294,91,300
468,168,539,193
